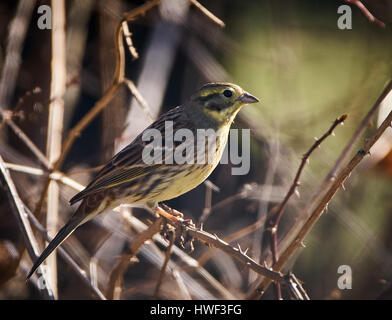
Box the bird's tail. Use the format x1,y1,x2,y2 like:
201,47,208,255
26,215,83,280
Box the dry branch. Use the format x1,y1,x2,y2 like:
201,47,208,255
159,213,309,299
251,80,392,298
266,114,348,299
345,0,386,27
0,113,51,168
189,0,225,27
45,0,67,298
5,163,84,192
25,206,106,300
0,155,54,300
0,0,36,110
153,229,175,299
106,217,164,299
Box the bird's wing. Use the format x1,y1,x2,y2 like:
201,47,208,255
70,106,185,205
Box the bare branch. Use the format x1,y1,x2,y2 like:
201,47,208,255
152,229,175,298
0,155,54,299
26,205,106,300
4,162,84,192
251,80,392,298
106,217,164,299
44,0,67,297
0,0,36,110
189,0,225,27
345,0,386,27
266,114,347,298
0,113,51,168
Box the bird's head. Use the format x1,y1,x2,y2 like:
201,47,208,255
188,82,259,128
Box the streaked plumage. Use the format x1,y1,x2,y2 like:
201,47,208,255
27,82,259,279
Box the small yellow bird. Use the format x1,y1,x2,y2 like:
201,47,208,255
27,82,259,279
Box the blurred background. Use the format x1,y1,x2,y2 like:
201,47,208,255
0,0,391,299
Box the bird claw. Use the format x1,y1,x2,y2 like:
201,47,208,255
155,204,195,252
182,218,195,227
161,203,184,218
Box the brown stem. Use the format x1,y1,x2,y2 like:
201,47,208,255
344,0,386,27
267,114,347,299
251,81,392,299
152,229,175,299
0,155,54,299
106,217,164,300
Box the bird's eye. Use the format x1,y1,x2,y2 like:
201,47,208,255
223,89,233,98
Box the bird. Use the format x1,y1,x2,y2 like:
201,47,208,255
26,82,259,279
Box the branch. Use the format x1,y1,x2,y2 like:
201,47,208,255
25,205,106,300
252,80,392,298
106,217,164,299
189,0,225,27
328,80,392,180
155,206,284,283
345,0,386,27
0,0,36,110
0,155,54,300
122,210,236,299
4,162,84,192
160,211,309,299
152,228,175,299
0,113,51,168
45,0,67,297
266,114,348,299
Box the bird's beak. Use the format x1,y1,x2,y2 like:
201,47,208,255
238,91,259,104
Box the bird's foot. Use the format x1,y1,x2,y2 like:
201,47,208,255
154,204,195,229
182,218,195,227
160,203,184,218
154,206,182,225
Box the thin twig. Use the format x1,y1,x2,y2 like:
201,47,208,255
0,0,36,110
160,212,285,282
160,213,309,299
123,78,154,121
197,207,272,267
328,80,392,180
284,273,310,300
189,0,225,27
45,0,67,298
199,180,220,224
121,21,139,60
345,0,386,27
5,162,84,192
106,217,164,300
123,0,162,21
0,155,54,300
122,210,237,299
266,114,348,299
0,113,51,168
152,229,175,299
26,206,106,300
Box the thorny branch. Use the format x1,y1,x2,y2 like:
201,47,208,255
251,79,392,299
265,114,348,299
155,206,309,299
